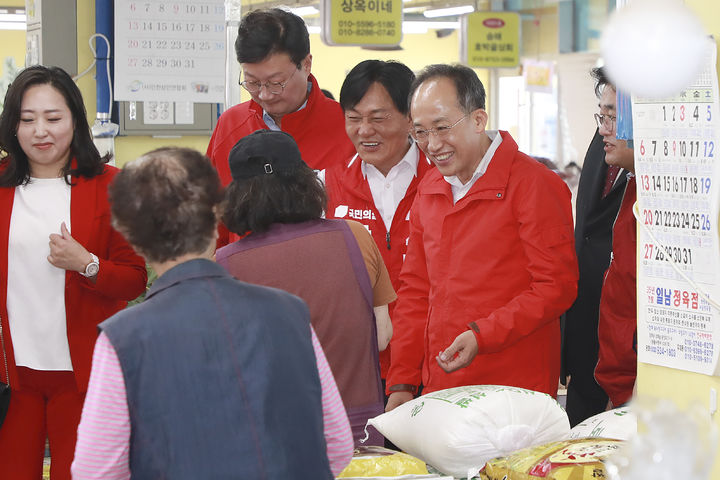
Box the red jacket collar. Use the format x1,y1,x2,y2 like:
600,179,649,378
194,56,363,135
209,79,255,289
0,156,80,182
0,159,108,250
422,130,516,200
247,74,322,123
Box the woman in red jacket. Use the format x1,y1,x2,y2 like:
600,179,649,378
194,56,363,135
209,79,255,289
0,66,147,480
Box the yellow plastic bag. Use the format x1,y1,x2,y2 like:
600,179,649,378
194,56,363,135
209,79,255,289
479,438,623,480
337,446,429,478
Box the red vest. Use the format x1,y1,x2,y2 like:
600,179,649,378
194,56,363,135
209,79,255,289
324,151,433,376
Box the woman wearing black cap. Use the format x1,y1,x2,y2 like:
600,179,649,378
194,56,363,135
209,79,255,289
217,129,395,446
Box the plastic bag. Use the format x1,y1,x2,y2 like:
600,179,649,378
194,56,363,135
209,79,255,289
338,446,429,478
480,437,623,480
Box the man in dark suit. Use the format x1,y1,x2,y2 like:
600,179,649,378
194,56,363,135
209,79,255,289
561,67,627,427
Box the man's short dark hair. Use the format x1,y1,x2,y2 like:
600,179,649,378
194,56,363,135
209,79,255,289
591,66,614,98
109,148,223,264
340,60,415,115
409,64,486,114
222,163,326,235
235,8,310,67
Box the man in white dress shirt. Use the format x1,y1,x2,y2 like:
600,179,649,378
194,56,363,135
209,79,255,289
323,60,433,393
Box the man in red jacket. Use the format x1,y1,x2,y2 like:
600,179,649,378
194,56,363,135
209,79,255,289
324,60,433,386
386,64,579,411
206,9,355,244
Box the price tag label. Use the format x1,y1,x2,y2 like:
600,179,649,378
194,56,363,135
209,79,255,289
114,1,226,103
634,39,720,374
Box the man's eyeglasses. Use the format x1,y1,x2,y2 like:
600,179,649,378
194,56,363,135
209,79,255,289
345,112,392,125
239,68,297,95
594,113,616,131
411,115,468,142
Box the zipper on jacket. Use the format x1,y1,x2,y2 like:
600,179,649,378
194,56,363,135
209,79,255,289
0,315,9,387
386,232,391,250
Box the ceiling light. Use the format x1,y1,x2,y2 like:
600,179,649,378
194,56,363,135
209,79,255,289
403,20,460,33
403,22,428,34
423,5,474,18
0,22,25,30
0,11,26,30
287,6,319,16
0,13,25,21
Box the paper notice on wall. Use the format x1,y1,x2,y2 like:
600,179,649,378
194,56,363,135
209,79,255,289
633,39,720,375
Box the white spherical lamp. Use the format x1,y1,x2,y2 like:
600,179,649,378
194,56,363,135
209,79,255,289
601,0,709,97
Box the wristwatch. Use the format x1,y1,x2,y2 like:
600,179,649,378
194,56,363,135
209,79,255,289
81,253,100,278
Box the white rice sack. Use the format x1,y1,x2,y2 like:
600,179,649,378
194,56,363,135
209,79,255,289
566,407,636,440
366,385,570,479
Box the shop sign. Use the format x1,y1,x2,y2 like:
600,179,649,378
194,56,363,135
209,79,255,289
321,0,402,47
461,11,520,68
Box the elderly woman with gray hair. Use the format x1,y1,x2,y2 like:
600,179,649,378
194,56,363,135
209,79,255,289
72,147,353,479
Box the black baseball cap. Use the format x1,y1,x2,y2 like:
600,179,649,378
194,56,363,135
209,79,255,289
228,129,305,181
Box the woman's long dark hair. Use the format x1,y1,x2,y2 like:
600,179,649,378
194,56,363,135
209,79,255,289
0,65,108,187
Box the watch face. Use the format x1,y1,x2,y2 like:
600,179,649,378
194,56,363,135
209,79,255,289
86,262,99,277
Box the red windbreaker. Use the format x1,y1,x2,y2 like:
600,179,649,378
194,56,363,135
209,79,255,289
387,132,578,397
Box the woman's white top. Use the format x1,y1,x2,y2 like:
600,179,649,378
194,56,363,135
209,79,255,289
7,177,73,371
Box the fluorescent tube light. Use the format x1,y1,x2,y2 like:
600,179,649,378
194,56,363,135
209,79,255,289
287,6,319,16
423,5,474,18
0,11,26,31
403,22,428,34
0,21,25,30
403,21,460,33
307,20,460,35
0,13,26,22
